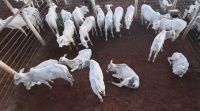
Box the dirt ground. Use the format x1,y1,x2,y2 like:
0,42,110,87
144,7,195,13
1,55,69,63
11,0,200,111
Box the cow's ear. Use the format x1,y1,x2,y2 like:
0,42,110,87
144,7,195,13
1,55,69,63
19,68,25,73
63,54,67,57
110,60,113,64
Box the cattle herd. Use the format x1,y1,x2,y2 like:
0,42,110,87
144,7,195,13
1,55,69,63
1,0,198,102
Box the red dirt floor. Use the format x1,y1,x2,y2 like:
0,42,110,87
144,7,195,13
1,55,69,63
13,18,200,111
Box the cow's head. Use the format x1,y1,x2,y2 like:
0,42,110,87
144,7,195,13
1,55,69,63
164,14,171,19
81,6,89,14
14,68,27,85
78,41,89,48
59,54,68,64
105,4,113,10
152,20,161,30
169,30,176,42
106,60,117,73
188,5,196,14
125,21,131,29
115,22,122,32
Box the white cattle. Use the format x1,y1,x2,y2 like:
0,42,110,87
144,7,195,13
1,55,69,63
14,64,74,89
81,59,105,102
105,4,114,41
148,30,176,62
78,16,97,48
59,49,92,72
140,4,171,29
61,9,72,24
106,60,139,89
56,20,78,50
152,18,187,39
183,2,200,20
72,6,89,28
96,5,105,36
168,52,189,77
45,3,59,34
124,5,135,31
23,59,58,90
192,16,200,32
113,6,123,37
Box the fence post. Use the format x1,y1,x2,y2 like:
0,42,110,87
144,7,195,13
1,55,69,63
0,61,17,75
3,0,46,46
134,0,138,18
172,0,178,9
182,6,200,40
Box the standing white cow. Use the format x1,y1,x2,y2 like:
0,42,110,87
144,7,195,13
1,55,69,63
168,52,189,77
96,5,105,36
59,49,92,72
152,18,187,39
106,60,140,89
148,30,176,62
72,6,89,28
45,3,59,34
105,4,114,41
23,59,58,90
113,6,123,37
81,59,105,102
124,5,135,32
56,20,78,50
140,4,171,29
78,16,97,48
14,64,74,89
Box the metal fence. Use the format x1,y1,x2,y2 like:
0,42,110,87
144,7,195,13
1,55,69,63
0,0,67,110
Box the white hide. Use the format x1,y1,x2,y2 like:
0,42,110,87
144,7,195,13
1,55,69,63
148,30,176,62
113,6,123,35
152,18,187,39
72,6,89,28
168,52,189,77
45,3,59,34
56,20,78,50
14,64,74,89
61,9,72,24
96,5,105,36
105,4,114,41
124,5,135,30
106,60,140,89
82,59,105,102
78,16,97,48
59,49,92,72
140,4,171,29
183,2,200,20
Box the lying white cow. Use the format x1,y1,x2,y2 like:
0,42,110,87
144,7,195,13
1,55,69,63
124,5,135,31
81,59,105,102
61,9,72,24
152,18,187,39
45,3,59,34
59,49,92,72
114,6,123,37
96,5,105,36
23,59,58,90
140,4,170,29
105,4,114,41
14,64,74,89
106,60,140,89
148,30,176,62
72,6,89,28
168,52,189,77
56,20,78,50
79,16,97,48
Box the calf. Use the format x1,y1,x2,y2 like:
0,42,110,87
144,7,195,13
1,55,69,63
14,64,74,89
78,16,97,48
72,6,89,28
168,52,189,77
148,30,176,62
56,20,78,50
105,4,114,41
106,60,140,89
82,59,105,102
59,49,92,72
124,5,135,32
96,5,105,36
45,3,59,34
113,6,123,37
152,18,187,39
140,4,170,29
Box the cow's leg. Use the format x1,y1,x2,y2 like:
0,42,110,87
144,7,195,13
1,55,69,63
140,14,143,25
87,33,93,46
152,51,159,62
111,25,114,37
148,50,153,61
167,57,173,65
42,81,52,89
112,74,120,79
105,26,108,41
48,80,54,83
146,21,152,29
63,76,73,86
